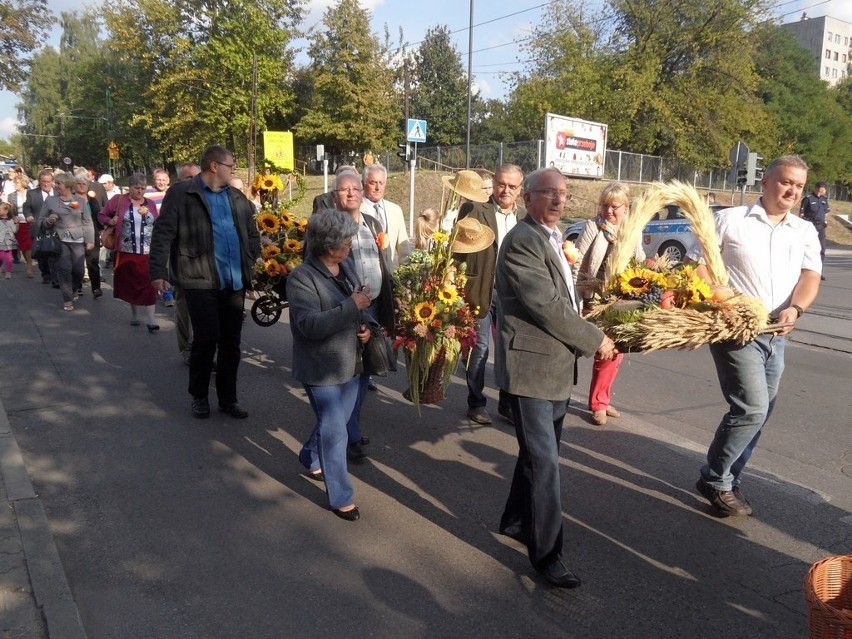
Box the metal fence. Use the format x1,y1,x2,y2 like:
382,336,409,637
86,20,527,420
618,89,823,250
296,142,851,202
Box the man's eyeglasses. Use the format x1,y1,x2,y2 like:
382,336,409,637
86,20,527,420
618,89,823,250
531,189,571,200
216,161,235,169
336,187,363,194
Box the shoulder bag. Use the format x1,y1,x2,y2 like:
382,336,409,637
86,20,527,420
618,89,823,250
33,229,61,258
100,194,124,250
361,320,397,377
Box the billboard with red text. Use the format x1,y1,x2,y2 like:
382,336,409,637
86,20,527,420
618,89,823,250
544,113,607,179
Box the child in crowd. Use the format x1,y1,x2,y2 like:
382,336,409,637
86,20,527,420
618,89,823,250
0,202,19,279
414,207,439,250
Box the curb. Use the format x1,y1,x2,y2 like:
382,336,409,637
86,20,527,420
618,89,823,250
0,401,88,639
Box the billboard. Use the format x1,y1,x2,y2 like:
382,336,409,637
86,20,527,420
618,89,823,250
544,113,607,179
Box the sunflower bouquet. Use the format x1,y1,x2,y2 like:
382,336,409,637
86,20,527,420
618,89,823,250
253,204,309,294
252,170,285,209
584,181,770,352
392,230,478,405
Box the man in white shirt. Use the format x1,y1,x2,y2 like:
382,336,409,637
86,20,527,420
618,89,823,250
691,154,821,517
359,164,411,270
98,174,122,200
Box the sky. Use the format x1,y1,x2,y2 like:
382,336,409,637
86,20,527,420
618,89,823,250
2,0,851,143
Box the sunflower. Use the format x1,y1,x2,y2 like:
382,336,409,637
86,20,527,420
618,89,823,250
683,275,712,304
437,285,459,304
263,259,279,276
617,266,665,296
263,245,282,258
258,174,284,191
284,239,302,253
279,212,294,229
257,212,280,234
432,231,449,244
412,301,436,323
297,217,309,232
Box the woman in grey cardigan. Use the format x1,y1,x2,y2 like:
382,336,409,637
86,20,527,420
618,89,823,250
39,173,94,311
287,210,372,521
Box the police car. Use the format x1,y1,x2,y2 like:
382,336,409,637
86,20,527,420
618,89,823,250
563,205,696,263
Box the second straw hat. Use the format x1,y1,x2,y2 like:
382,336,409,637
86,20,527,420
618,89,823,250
451,217,496,254
441,170,489,203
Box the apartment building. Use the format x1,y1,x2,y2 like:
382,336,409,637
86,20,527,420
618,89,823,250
782,14,852,87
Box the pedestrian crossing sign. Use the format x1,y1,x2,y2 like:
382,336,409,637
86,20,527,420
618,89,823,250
407,119,427,143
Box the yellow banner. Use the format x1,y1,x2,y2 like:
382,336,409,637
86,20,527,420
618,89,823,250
262,131,294,171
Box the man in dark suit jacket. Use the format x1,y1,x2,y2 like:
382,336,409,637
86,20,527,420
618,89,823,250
454,164,525,426
495,167,617,588
23,169,55,284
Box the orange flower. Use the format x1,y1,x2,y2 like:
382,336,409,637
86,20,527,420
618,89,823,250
69,200,80,210
376,231,388,250
562,240,580,264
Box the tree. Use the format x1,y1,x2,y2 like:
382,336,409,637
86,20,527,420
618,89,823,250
410,25,471,146
753,24,852,184
294,0,399,156
16,46,63,168
0,0,54,91
102,0,303,165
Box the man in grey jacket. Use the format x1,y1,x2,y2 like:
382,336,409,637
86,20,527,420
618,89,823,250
495,167,617,588
150,145,260,419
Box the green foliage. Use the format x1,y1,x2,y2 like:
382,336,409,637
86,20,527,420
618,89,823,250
294,0,399,155
16,46,63,167
410,25,471,146
753,25,852,184
0,0,54,91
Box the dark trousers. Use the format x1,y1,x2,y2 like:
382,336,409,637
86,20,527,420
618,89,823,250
184,288,245,404
86,232,101,292
500,393,570,571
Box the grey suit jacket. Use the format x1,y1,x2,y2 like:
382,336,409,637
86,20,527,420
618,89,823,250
494,216,604,401
287,254,366,386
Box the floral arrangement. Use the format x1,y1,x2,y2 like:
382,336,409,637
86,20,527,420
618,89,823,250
392,230,478,405
251,159,307,210
253,204,309,294
584,181,770,352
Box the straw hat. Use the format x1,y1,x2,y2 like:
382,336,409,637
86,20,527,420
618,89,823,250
451,217,496,254
441,170,489,203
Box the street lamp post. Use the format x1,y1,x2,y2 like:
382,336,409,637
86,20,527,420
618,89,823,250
466,0,473,169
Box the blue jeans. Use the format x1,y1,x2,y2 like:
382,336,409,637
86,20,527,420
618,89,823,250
300,376,361,509
466,308,492,408
500,393,570,571
345,302,377,444
701,334,785,490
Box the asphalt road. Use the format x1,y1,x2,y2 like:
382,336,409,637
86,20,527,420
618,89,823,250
1,249,850,639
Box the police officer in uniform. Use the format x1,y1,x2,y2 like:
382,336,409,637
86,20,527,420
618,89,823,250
799,181,830,280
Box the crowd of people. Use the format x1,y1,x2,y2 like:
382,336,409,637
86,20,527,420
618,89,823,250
1,151,823,588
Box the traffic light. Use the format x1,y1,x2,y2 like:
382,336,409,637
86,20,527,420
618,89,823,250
397,142,410,162
746,152,763,186
736,163,748,187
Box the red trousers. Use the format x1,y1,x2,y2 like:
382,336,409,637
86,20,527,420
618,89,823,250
588,353,624,411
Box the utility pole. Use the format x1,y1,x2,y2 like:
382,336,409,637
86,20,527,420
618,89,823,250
466,0,474,168
403,56,410,175
248,53,258,183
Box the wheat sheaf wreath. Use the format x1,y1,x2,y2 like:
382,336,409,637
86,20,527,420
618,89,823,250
588,181,770,352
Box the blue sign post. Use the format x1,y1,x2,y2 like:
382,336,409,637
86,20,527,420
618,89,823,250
407,119,427,143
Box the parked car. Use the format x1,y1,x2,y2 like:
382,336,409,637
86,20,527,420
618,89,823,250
563,204,696,263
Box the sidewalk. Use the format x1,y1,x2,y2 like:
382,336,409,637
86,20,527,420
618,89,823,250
0,400,86,638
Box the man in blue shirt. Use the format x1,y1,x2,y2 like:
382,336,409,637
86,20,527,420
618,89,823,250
150,145,260,418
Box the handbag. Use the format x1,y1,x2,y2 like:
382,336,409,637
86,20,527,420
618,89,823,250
33,229,61,258
100,225,116,250
361,321,397,377
100,194,124,250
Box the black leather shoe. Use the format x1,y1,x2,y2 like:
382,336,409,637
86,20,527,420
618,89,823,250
304,470,324,482
695,478,750,516
93,289,103,299
347,441,366,459
498,404,515,425
147,324,160,333
332,506,360,521
537,561,582,588
219,402,248,419
192,396,210,418
358,437,370,446
499,524,527,544
367,378,378,391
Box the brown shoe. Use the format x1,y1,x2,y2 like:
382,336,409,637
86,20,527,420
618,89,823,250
467,407,492,424
605,406,621,418
695,478,751,516
591,410,607,425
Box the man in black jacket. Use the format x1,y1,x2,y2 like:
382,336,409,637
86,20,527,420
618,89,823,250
149,145,260,419
799,181,830,280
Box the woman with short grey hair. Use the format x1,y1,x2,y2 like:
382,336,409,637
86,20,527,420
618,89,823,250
39,172,94,311
287,210,372,521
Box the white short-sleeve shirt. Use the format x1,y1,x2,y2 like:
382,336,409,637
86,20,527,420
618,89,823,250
688,201,821,317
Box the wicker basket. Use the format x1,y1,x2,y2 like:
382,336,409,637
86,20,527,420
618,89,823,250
804,555,852,638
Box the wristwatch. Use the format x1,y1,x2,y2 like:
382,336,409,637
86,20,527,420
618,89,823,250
790,304,804,318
